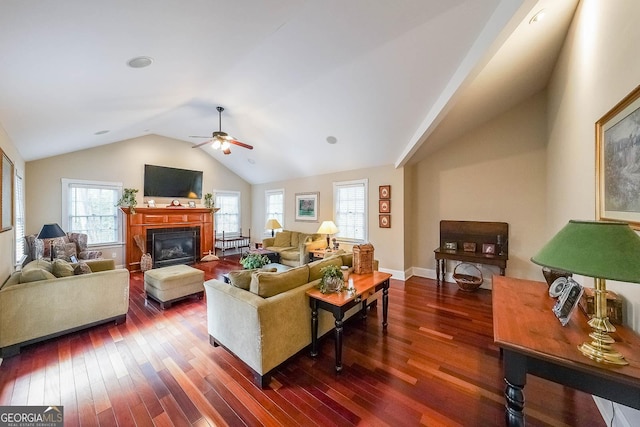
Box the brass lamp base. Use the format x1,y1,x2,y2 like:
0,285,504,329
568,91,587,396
577,278,628,366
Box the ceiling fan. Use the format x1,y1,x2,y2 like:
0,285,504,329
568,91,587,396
190,106,254,155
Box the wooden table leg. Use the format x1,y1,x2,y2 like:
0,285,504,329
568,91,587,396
436,258,441,285
310,299,319,357
382,280,389,328
333,310,345,372
503,349,526,427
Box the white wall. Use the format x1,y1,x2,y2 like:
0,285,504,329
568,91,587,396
547,1,640,423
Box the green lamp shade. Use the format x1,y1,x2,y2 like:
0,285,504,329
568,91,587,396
531,220,640,284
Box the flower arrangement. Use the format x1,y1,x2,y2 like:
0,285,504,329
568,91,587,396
204,193,214,208
117,188,138,213
240,252,270,269
318,264,345,294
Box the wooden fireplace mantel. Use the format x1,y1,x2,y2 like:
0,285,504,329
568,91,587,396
120,206,218,272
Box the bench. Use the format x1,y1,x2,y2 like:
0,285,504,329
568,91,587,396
433,220,509,285
215,229,251,258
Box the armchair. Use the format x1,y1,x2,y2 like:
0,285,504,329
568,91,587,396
262,230,326,267
24,232,102,263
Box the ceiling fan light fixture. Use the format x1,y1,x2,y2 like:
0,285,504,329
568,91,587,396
221,140,230,150
212,139,221,150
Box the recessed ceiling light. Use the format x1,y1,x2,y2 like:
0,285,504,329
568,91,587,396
326,136,337,144
529,9,545,24
94,130,109,135
127,56,154,68
248,158,256,164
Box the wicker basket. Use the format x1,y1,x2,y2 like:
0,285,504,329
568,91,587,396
453,263,483,292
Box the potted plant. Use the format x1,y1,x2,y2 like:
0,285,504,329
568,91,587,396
319,264,344,294
204,193,214,208
240,252,270,269
117,188,138,213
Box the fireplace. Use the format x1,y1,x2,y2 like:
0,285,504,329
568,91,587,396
148,227,200,268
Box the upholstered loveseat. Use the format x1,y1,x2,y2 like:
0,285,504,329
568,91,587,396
261,230,325,267
24,232,102,263
0,258,129,357
204,253,376,387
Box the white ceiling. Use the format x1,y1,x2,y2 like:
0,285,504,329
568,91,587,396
0,0,576,184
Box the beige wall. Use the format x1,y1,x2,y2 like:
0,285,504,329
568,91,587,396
0,124,26,282
408,91,548,286
25,134,251,265
251,164,405,276
548,0,640,333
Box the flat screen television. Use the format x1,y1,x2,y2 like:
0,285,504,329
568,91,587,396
143,164,203,199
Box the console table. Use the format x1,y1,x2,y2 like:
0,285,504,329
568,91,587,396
434,220,508,284
493,276,640,426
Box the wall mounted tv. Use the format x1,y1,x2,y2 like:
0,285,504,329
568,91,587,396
143,164,203,199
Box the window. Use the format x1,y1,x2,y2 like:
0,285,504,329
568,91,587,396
333,179,368,243
265,189,284,235
15,171,25,264
61,178,122,245
214,191,241,236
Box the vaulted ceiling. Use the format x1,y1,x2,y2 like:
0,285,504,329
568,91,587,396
0,0,576,184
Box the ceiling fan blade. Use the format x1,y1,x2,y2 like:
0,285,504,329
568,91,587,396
222,147,231,155
229,139,254,150
191,140,212,148
189,135,211,138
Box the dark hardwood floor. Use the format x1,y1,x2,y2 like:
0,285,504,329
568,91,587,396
0,257,605,426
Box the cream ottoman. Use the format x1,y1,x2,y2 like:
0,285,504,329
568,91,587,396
144,264,205,309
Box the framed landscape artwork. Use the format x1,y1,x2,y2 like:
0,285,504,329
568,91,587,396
596,85,640,228
295,192,319,222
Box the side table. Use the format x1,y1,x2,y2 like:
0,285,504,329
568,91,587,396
306,271,391,372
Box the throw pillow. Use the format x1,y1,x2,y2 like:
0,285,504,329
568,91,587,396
23,259,53,273
54,242,77,262
52,259,75,277
273,231,291,247
20,268,56,283
74,262,92,275
250,265,310,298
308,256,343,282
340,252,353,267
227,269,255,290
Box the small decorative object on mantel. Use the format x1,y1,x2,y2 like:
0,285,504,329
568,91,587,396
482,243,496,254
318,265,344,294
169,199,181,207
204,193,214,208
147,200,155,208
353,243,374,274
443,241,457,251
117,188,138,214
188,201,196,208
463,242,476,252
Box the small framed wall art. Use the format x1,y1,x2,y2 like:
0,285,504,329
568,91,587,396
379,214,391,228
379,199,391,213
295,192,319,222
379,185,391,199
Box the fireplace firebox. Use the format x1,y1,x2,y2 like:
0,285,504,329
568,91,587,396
148,227,200,268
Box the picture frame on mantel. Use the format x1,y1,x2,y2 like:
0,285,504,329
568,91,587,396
596,85,640,229
295,192,319,222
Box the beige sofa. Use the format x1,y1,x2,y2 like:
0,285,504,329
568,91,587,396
204,253,376,387
262,230,326,267
0,258,129,357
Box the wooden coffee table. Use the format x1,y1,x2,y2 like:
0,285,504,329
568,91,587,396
306,271,391,372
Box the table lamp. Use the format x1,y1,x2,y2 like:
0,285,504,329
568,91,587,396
265,218,282,237
317,220,339,249
531,220,640,365
37,223,67,261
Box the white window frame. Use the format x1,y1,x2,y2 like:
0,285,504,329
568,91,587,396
61,178,123,245
264,189,284,236
214,190,242,237
15,171,25,265
333,179,368,244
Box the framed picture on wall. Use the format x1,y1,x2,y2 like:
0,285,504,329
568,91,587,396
596,85,640,228
295,192,319,222
379,214,391,228
379,200,390,213
379,185,391,199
